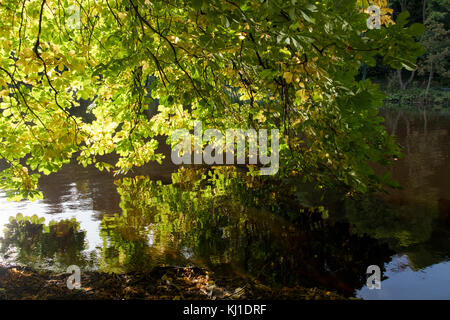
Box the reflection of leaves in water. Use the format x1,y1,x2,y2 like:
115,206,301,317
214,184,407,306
344,194,450,270
0,214,91,271
99,167,394,295
345,195,438,247
405,241,450,271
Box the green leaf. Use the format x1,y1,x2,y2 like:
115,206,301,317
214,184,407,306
300,10,315,24
407,23,425,37
396,11,410,26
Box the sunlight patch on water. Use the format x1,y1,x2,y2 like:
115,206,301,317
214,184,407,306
0,188,103,252
357,255,450,299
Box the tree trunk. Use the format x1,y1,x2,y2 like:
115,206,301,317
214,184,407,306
405,70,415,88
397,68,415,90
425,63,433,97
423,0,427,24
398,69,405,90
361,63,367,81
399,0,408,12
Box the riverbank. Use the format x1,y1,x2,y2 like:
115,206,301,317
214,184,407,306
0,265,346,300
383,88,450,110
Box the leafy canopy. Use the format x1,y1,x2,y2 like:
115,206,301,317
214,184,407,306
0,0,424,200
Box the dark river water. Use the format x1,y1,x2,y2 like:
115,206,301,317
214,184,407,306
0,110,449,299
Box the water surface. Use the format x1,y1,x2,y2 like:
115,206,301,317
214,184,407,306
0,109,449,299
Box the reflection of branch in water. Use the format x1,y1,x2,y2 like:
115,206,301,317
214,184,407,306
388,255,410,273
404,116,410,155
391,111,403,136
422,106,427,135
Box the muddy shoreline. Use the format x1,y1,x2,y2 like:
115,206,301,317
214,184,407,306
0,265,347,300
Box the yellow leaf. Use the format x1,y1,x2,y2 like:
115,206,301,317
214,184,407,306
3,39,11,50
23,47,34,58
30,63,40,73
296,89,307,102
283,71,293,84
41,52,51,60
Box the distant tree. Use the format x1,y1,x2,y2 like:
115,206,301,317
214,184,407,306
390,0,427,90
418,0,450,93
390,0,449,91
